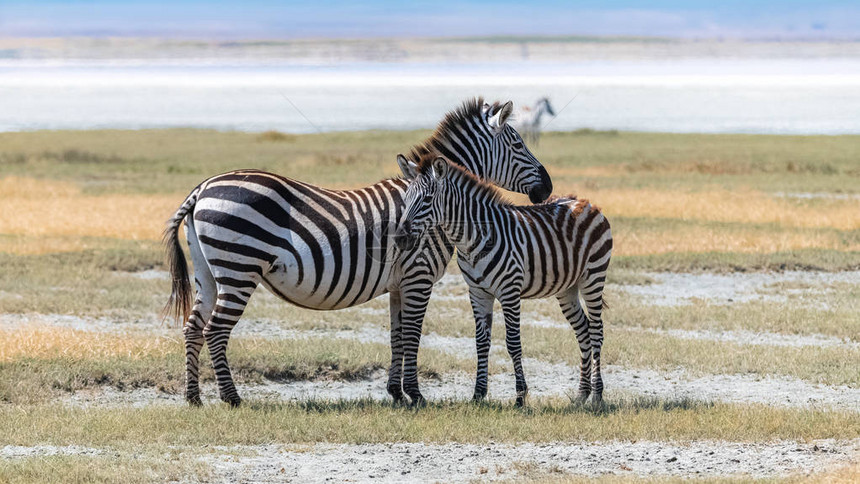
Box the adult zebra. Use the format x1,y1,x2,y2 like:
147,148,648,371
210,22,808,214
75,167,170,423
395,155,611,406
163,99,553,406
514,97,555,146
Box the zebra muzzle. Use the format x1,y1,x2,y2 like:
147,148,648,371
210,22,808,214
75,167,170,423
394,225,416,251
528,166,553,203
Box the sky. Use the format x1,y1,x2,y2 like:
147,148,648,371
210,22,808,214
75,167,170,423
1,1,859,39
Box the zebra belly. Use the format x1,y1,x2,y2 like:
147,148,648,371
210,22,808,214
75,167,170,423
261,251,396,311
458,253,580,301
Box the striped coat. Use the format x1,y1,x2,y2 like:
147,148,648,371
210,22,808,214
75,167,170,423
396,155,611,406
163,99,553,406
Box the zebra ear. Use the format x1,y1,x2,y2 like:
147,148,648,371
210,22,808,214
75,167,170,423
431,157,449,181
396,154,418,180
488,101,514,132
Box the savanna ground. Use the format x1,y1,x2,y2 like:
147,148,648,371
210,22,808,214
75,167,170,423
0,129,858,483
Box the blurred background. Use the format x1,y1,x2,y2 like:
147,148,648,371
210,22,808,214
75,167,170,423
2,0,859,134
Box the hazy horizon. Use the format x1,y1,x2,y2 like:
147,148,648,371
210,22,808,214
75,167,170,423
2,1,859,40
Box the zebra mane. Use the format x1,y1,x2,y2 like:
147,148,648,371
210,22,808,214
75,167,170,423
546,194,578,204
413,153,575,212
409,97,502,164
414,153,512,207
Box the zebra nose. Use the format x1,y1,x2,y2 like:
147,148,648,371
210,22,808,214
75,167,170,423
394,224,413,250
528,166,553,203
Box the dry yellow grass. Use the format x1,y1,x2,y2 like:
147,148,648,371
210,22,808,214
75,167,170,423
615,224,858,256
2,176,856,257
592,188,860,230
0,235,117,255
0,177,176,242
807,462,860,484
0,325,176,362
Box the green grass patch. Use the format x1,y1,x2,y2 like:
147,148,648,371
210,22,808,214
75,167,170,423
0,332,469,404
1,398,857,446
520,325,860,387
613,249,860,273
1,129,858,195
0,242,166,316
604,292,860,342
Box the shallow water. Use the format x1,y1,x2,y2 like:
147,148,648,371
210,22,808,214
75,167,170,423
2,59,859,134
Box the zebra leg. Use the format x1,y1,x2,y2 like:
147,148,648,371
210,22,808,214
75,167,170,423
468,287,494,401
589,317,604,406
203,283,257,407
500,295,527,407
387,289,405,404
400,282,432,406
557,288,592,404
183,218,216,406
184,293,214,406
581,278,607,406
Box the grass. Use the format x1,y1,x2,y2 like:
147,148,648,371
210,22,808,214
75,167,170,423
1,129,858,265
602,292,860,341
0,243,165,316
586,188,860,230
502,471,860,484
0,326,471,404
0,450,852,484
1,398,858,446
0,176,176,241
1,129,859,480
1,129,857,195
611,249,860,273
0,453,210,484
522,325,860,387
610,217,859,256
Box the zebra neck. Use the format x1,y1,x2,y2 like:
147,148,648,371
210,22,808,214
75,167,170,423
441,179,510,256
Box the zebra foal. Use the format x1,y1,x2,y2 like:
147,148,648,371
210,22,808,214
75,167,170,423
395,155,612,406
163,99,553,407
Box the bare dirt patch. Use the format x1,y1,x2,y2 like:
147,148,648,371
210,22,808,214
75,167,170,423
197,440,860,482
0,445,103,458
615,271,860,306
56,358,860,411
627,326,860,349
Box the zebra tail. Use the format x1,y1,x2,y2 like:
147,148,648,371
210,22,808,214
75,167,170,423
162,186,200,327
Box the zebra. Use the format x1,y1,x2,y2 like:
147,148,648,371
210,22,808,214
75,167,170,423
163,98,553,407
514,97,556,146
394,154,611,406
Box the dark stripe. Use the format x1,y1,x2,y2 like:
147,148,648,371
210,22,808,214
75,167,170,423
208,258,264,277
587,236,612,264
207,173,343,296
214,304,245,317
217,293,248,306
214,277,258,290
197,234,276,265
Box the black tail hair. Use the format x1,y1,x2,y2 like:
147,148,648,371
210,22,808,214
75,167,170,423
162,187,199,326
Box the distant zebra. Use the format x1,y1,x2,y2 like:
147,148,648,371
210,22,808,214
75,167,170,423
395,155,611,406
163,99,553,406
514,97,555,146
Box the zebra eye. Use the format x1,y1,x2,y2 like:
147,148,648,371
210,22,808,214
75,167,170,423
512,141,524,150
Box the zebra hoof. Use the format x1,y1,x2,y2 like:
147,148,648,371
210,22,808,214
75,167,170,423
186,394,203,407
221,395,242,408
387,384,405,404
591,393,604,408
407,392,426,408
573,391,591,405
515,394,528,408
472,387,488,402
